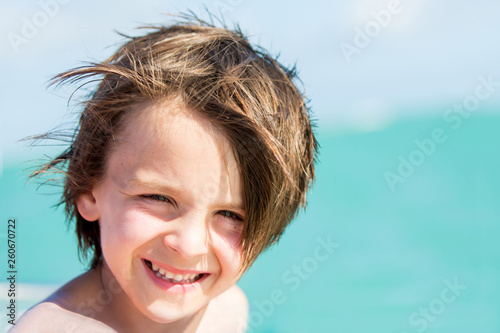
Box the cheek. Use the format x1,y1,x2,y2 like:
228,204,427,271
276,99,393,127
100,210,161,282
210,230,243,280
212,217,243,249
99,209,157,255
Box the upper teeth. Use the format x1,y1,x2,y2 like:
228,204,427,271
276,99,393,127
151,263,200,283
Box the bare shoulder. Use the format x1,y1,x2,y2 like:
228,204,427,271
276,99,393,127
10,302,57,333
12,269,114,333
197,285,249,333
11,302,112,333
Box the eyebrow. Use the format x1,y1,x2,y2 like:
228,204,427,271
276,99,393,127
126,178,182,196
219,202,246,213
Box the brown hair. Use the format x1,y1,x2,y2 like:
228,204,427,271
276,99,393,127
33,16,318,271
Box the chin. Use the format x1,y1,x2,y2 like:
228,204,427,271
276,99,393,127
141,300,207,324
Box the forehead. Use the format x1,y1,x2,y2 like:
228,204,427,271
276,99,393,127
107,98,243,206
120,98,220,144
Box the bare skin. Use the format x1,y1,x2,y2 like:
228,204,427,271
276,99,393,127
12,100,250,332
12,263,248,332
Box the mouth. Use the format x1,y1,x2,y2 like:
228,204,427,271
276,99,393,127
143,259,206,284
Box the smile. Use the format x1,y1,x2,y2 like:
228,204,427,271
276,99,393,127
144,259,206,284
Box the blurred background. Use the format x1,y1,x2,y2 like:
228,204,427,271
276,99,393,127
1,0,500,332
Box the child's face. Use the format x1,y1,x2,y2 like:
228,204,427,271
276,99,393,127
77,99,245,322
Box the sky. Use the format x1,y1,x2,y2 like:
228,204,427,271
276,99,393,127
1,0,500,158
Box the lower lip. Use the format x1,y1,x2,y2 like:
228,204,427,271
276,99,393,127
142,260,207,294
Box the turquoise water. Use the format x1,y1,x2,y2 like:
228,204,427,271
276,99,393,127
1,114,500,332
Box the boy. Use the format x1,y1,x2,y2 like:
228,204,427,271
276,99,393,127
14,16,318,332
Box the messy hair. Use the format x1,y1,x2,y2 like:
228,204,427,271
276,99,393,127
32,16,318,271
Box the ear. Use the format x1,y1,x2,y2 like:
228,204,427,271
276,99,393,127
76,192,100,222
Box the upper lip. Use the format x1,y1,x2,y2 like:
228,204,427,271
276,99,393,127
145,258,208,275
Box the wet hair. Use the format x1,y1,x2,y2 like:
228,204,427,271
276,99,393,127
32,15,318,271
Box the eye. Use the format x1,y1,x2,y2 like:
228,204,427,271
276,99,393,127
218,210,244,223
140,194,173,204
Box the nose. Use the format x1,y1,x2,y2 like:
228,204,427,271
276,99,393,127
163,213,210,259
